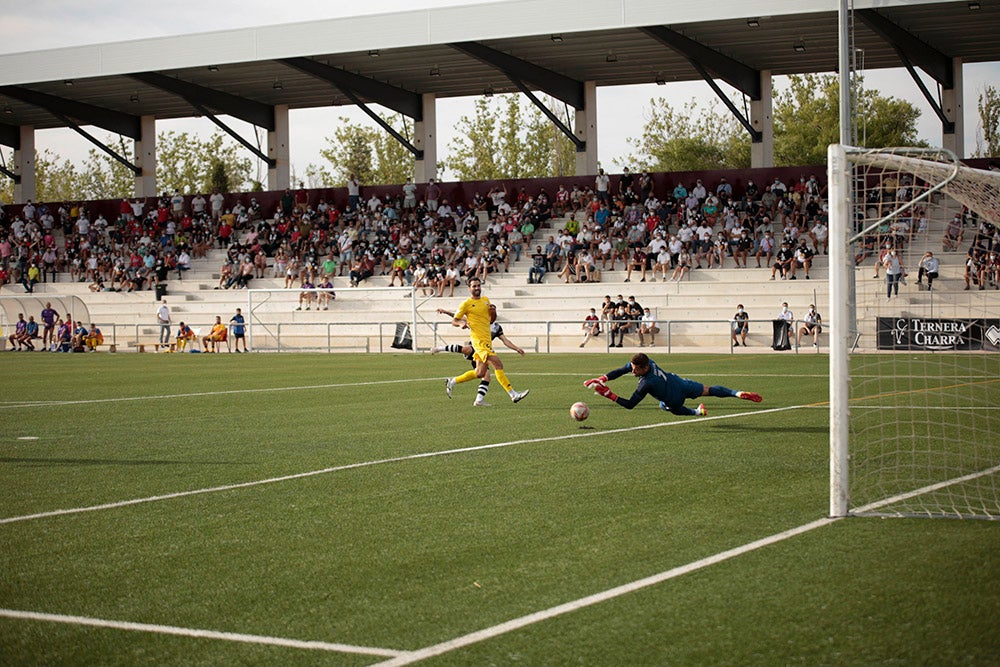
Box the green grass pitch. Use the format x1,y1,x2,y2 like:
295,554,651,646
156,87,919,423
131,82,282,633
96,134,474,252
1,352,998,665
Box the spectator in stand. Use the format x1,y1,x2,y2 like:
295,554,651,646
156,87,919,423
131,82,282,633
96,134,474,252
670,244,693,282
792,239,814,280
349,253,375,287
608,304,632,348
734,229,753,269
638,307,659,347
595,168,610,205
296,278,316,310
942,213,964,251
425,178,440,212
797,304,823,348
624,246,648,282
388,253,410,287
916,251,940,291
883,248,905,298
770,241,794,280
576,248,597,282
580,308,601,347
808,218,829,255
557,251,578,283
347,174,361,211
652,244,672,282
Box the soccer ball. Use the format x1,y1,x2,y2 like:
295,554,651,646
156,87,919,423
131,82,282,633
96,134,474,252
570,401,590,421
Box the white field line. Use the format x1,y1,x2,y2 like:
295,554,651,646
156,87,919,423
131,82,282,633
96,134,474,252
0,608,404,658
0,373,819,409
0,404,803,525
375,517,841,666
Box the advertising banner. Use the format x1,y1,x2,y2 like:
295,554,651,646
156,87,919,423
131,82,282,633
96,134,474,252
877,317,1000,351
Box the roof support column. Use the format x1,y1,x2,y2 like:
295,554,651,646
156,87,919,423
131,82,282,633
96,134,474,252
134,115,157,198
267,104,290,191
942,58,964,158
575,81,598,176
13,126,35,204
751,70,774,168
414,93,437,183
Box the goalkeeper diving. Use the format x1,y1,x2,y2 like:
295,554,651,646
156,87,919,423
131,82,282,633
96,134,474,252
584,353,762,416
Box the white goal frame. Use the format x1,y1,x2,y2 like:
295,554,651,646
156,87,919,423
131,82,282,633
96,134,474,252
828,143,1000,519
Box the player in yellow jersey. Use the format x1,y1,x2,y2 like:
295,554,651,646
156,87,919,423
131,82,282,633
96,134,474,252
445,277,529,404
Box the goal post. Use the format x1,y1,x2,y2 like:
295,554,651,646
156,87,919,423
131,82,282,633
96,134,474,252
829,144,1000,520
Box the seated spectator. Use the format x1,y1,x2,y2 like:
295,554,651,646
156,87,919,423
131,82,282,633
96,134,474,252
439,263,460,297
797,304,823,347
349,254,375,287
528,246,547,284
755,230,775,268
792,240,814,280
202,316,228,353
917,251,939,291
575,249,597,282
809,218,829,255
770,241,794,280
670,245,692,282
579,308,601,348
388,254,410,287
652,246,672,282
316,278,336,309
942,213,964,251
297,280,316,310
624,247,647,283
638,308,659,347
557,251,578,283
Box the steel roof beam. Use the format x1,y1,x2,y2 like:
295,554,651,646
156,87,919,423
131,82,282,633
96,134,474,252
279,57,422,120
448,42,584,109
0,122,19,150
640,26,761,100
856,9,953,88
0,85,141,139
129,72,275,131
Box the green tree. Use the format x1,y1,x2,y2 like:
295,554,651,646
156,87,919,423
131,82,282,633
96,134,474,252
445,94,577,180
975,84,1000,157
75,137,135,200
314,113,415,187
0,148,13,204
35,149,82,203
774,73,924,165
156,130,253,194
619,98,750,172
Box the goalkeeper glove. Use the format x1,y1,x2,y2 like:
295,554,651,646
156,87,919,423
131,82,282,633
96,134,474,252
590,382,618,402
583,375,609,388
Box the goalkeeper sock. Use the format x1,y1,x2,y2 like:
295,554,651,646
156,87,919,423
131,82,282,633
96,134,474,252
708,385,738,398
455,369,479,385
493,368,513,393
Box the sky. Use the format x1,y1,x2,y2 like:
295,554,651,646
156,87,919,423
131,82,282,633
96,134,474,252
1,0,997,181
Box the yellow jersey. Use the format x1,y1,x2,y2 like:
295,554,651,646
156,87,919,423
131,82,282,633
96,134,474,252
454,295,492,349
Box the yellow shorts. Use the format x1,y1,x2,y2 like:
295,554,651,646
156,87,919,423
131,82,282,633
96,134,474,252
471,338,494,364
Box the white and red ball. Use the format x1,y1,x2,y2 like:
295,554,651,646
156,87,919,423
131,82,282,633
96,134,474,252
570,401,590,422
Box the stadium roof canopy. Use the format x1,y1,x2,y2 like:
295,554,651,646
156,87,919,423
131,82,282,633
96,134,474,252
0,0,997,140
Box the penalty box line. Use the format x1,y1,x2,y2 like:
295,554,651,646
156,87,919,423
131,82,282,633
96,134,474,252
0,404,803,526
375,516,841,666
0,608,404,659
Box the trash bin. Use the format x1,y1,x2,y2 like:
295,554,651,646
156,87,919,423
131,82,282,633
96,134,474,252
155,283,168,300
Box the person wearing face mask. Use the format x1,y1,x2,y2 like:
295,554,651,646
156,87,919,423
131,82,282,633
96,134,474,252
797,304,823,348
883,248,904,299
773,302,794,350
732,304,750,347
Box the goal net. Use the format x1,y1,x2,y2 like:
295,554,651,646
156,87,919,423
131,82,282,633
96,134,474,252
828,145,1000,520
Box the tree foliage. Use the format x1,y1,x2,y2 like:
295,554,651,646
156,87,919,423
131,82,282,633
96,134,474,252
774,73,925,165
444,94,576,180
311,113,415,187
156,130,253,194
619,98,750,173
975,84,1000,158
